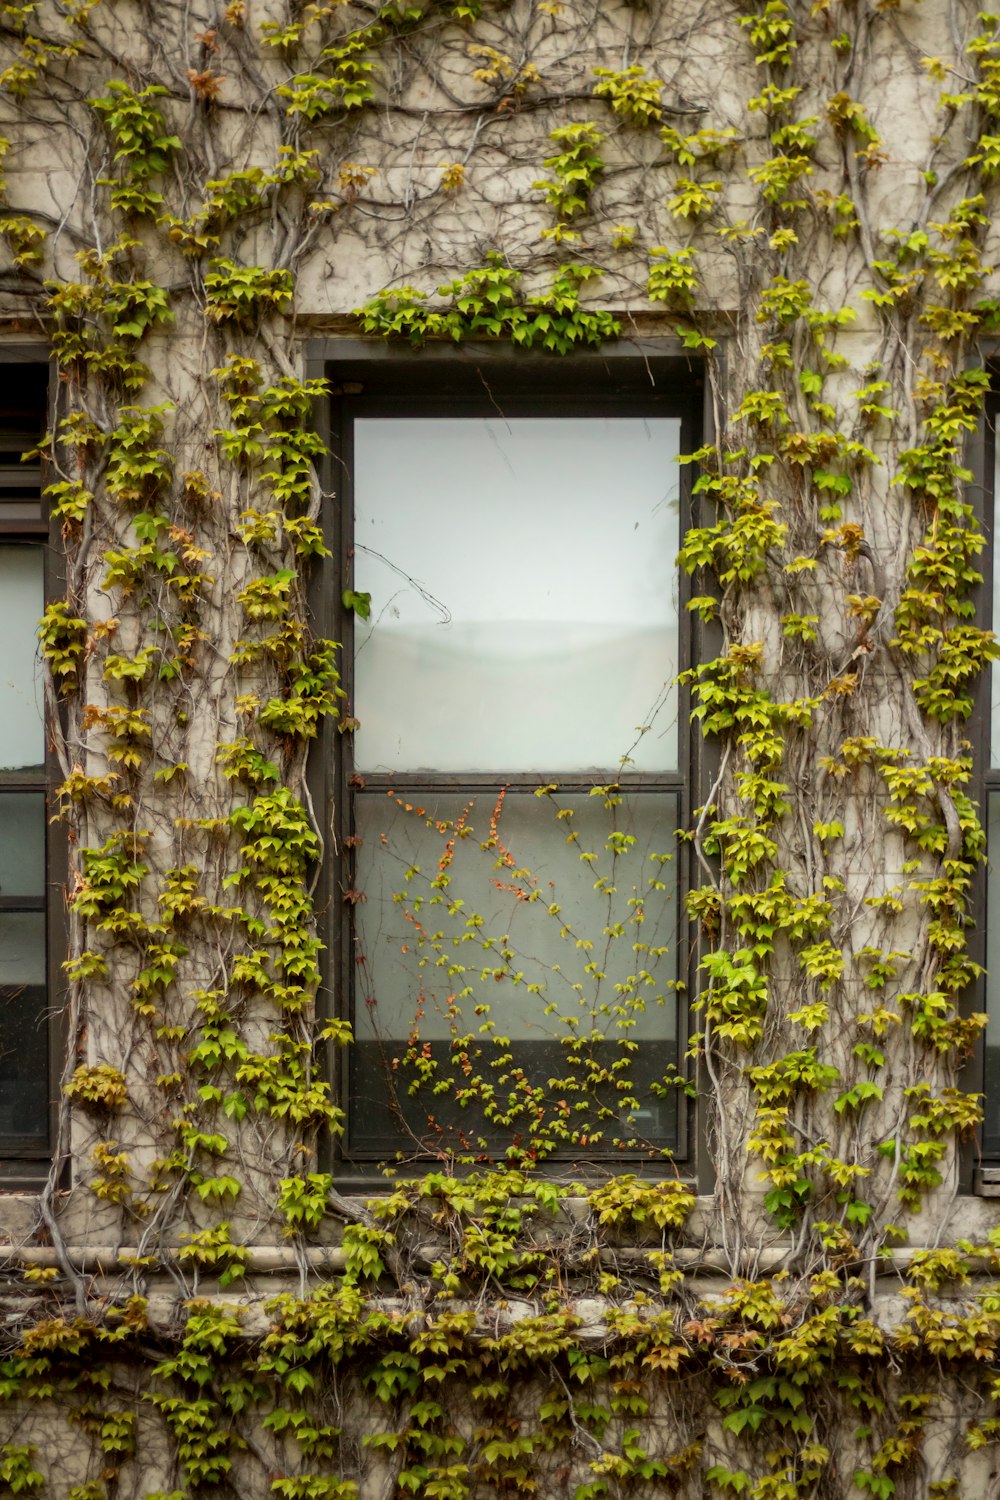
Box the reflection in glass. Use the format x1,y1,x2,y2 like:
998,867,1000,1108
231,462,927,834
0,546,44,773
0,792,45,898
351,789,679,1150
353,418,681,774
0,910,47,1141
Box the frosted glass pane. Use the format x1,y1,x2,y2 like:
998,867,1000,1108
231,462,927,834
353,418,680,773
0,911,47,1141
0,547,44,773
0,793,45,898
354,789,678,1042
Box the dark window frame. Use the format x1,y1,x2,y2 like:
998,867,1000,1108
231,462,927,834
306,338,711,1184
0,350,64,1189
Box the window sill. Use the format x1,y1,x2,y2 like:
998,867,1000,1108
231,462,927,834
4,1190,1000,1271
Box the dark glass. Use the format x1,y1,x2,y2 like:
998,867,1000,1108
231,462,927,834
0,910,48,1142
0,361,47,528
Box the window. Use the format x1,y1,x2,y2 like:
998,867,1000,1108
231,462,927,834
976,391,1000,1171
0,358,57,1185
982,398,1000,1158
932,390,1000,1184
314,346,702,1172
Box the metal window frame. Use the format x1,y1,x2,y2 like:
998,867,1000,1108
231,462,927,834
306,337,711,1185
0,349,64,1188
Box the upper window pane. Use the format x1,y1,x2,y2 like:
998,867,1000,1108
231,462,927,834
0,436,43,524
0,546,45,773
353,417,681,773
0,363,47,530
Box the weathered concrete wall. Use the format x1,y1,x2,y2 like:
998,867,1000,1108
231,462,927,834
2,0,1000,1495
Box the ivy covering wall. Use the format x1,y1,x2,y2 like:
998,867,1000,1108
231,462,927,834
3,0,1000,1495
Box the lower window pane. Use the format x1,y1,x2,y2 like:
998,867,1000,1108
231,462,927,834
0,791,45,898
350,788,680,1159
0,910,48,1144
985,794,1000,1155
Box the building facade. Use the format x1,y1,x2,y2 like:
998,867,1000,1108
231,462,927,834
2,0,1000,1495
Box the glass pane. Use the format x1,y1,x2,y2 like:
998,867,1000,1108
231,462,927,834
353,417,681,773
0,546,44,773
0,430,44,523
986,792,1000,1152
0,910,48,1141
994,438,1000,765
0,792,45,898
350,788,679,1152
0,501,43,522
